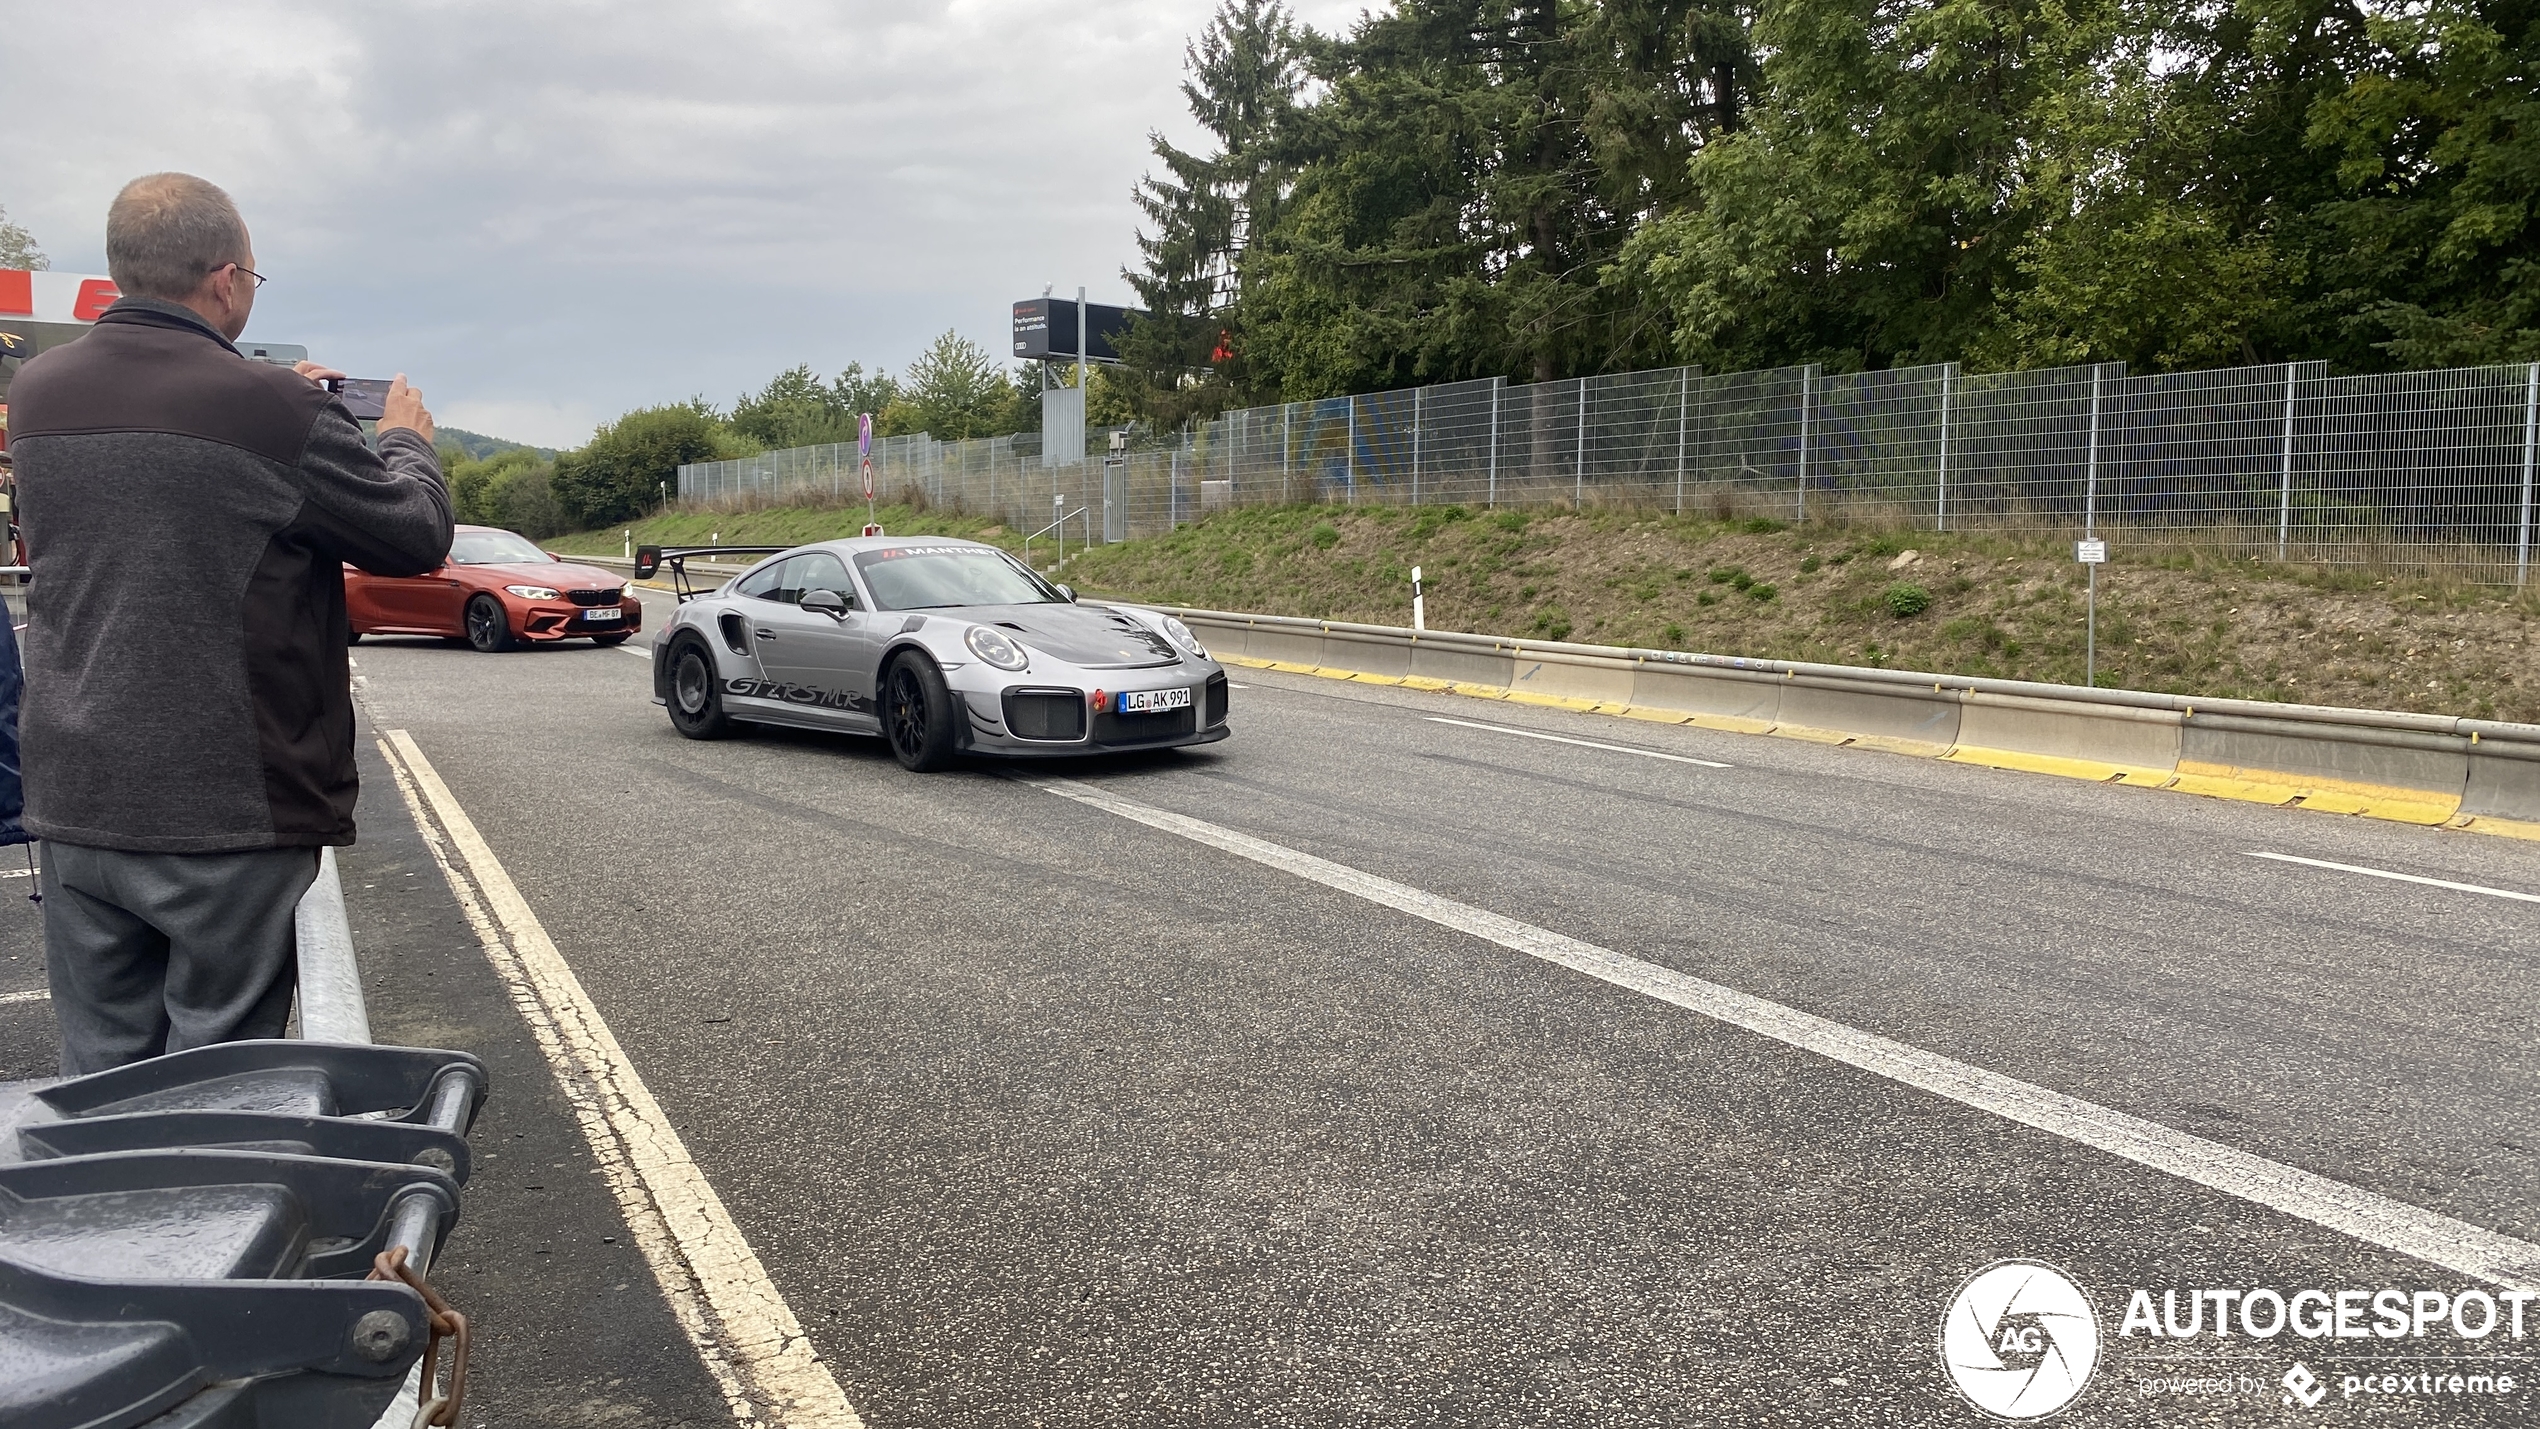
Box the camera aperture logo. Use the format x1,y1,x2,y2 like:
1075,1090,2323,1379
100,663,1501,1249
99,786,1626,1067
1941,1261,2103,1419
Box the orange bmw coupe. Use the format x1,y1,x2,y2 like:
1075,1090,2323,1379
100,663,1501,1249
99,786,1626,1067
347,524,641,651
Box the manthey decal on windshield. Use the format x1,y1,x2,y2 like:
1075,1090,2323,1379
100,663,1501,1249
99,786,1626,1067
725,678,868,714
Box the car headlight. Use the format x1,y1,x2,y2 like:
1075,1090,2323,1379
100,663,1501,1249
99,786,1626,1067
964,624,1029,671
1161,615,1208,659
505,585,561,600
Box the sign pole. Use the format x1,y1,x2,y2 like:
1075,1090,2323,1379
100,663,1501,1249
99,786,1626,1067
858,412,879,537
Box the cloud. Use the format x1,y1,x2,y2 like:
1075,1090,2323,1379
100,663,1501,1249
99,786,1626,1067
0,0,1369,447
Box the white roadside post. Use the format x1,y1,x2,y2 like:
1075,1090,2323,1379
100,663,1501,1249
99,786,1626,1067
2077,536,2108,686
1411,565,1425,632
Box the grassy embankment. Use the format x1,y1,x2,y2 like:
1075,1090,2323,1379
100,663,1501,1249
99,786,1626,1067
554,502,2540,722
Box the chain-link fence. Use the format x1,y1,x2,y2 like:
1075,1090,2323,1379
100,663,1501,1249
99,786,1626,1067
682,356,2540,583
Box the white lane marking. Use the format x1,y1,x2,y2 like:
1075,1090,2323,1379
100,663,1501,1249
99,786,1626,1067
0,987,48,1005
622,645,653,659
1035,777,2540,1293
1425,715,1733,768
2247,851,2540,905
381,730,864,1429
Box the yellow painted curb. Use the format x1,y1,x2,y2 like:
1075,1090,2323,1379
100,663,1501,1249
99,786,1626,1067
1217,650,2520,843
1945,747,2175,787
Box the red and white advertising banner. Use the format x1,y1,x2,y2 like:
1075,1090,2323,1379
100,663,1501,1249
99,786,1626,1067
0,270,122,324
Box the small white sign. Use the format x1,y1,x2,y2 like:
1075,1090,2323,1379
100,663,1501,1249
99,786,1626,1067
2076,538,2108,564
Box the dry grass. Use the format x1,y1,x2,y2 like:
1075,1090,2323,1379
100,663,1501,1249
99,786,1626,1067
1059,504,2540,722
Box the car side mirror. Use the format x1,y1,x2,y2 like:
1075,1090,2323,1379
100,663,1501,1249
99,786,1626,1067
800,588,854,619
1055,583,1077,603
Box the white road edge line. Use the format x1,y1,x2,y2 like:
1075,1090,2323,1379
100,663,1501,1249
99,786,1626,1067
380,729,864,1429
0,987,48,1005
2247,851,2540,905
1425,715,1733,768
1035,776,2540,1293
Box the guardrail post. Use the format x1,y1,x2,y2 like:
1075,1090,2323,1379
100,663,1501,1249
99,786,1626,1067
1937,362,1956,531
2521,362,2538,587
2278,362,2299,561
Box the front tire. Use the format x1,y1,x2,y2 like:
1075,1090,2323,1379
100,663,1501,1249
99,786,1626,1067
465,594,515,653
591,633,632,647
666,638,735,740
883,655,959,772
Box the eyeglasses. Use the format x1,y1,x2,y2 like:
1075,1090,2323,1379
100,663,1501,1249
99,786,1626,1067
214,263,266,290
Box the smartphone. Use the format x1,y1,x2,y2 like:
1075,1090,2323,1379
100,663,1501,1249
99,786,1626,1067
326,378,393,421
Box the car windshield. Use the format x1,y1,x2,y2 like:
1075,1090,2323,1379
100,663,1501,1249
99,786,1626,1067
853,546,1060,610
448,530,549,565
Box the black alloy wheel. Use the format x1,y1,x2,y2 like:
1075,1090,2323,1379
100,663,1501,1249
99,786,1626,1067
666,639,733,739
464,594,515,653
590,632,632,647
884,656,958,772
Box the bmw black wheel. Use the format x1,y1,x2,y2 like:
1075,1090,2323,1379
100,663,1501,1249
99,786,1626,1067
666,639,734,739
464,594,515,653
884,656,958,772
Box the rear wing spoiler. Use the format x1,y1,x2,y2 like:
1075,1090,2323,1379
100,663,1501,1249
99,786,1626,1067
633,545,791,602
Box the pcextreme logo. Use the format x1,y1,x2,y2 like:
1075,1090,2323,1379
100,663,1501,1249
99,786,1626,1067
1940,1261,2103,1420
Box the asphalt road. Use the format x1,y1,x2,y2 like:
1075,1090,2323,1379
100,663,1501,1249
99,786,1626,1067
22,584,2536,1427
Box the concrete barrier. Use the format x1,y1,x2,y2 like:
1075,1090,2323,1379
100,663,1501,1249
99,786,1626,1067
1154,603,2540,841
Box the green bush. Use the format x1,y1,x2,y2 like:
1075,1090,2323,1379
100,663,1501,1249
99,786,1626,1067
1310,522,1341,549
551,402,756,529
1885,582,1933,617
1531,604,1573,640
1799,554,1822,573
1492,510,1528,532
1663,622,1686,643
1745,581,1779,602
1741,517,1788,534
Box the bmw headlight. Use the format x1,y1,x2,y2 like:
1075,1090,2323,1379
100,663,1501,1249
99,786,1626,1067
1160,615,1208,659
505,585,561,599
965,624,1029,671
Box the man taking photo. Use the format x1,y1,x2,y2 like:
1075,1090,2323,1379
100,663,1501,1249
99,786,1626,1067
5,172,452,1074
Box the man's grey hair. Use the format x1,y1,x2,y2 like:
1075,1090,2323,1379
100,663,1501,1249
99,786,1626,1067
106,174,250,301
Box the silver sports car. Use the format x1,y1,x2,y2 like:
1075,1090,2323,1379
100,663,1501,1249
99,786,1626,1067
640,536,1230,770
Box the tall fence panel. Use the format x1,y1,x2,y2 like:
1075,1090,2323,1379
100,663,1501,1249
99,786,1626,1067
681,357,2540,584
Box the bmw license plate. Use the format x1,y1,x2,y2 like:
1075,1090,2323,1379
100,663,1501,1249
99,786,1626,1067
583,607,624,622
1115,687,1191,714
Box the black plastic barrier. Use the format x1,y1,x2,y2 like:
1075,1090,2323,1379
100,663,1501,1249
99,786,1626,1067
0,1041,486,1429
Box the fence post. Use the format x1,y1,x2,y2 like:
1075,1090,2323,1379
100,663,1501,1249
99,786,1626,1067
1170,449,1180,530
1412,385,1423,506
1797,364,1817,523
2275,364,2300,561
2521,362,2538,587
1488,378,1501,509
2085,364,2104,535
1936,363,1955,531
1574,376,1587,510
1675,366,1689,515
1346,397,1357,504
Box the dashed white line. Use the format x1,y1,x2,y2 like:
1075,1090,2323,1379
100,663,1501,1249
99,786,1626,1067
1037,776,2540,1294
1424,715,1732,768
2247,851,2540,904
0,987,48,1005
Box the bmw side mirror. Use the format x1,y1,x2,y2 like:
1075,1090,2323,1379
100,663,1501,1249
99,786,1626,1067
1055,583,1078,603
800,588,853,620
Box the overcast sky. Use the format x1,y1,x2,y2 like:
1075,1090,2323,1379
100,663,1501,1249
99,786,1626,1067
0,1,1366,447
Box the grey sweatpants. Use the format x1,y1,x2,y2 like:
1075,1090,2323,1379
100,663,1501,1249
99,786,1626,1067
41,841,320,1076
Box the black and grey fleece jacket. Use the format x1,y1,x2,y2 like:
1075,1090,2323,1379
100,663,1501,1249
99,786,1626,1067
5,298,452,852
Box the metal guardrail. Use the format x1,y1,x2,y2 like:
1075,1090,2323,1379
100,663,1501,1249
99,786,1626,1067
1167,605,2540,831
0,848,486,1429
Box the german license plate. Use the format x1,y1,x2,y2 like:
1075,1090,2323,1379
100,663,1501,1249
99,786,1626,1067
1115,687,1190,714
583,606,624,622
